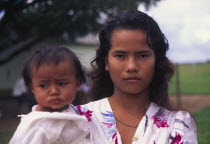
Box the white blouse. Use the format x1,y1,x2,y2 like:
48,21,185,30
75,98,198,144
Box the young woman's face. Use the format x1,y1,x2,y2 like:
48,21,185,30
105,29,155,96
31,60,79,112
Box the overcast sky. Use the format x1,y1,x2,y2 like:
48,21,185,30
139,0,210,63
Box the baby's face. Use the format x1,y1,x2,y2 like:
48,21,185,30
31,60,79,112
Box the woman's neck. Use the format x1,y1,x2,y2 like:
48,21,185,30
108,89,150,116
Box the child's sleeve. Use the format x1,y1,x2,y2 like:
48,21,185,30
169,111,198,144
9,117,66,144
9,127,50,144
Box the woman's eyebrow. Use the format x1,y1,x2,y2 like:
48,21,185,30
112,50,127,53
136,50,153,54
112,50,153,54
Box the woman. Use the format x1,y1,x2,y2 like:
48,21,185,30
76,10,197,144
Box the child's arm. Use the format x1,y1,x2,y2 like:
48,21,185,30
9,127,51,144
9,113,66,144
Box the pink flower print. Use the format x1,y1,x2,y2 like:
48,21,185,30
112,132,118,144
76,105,93,122
152,108,169,128
171,132,183,144
154,141,156,144
101,122,114,128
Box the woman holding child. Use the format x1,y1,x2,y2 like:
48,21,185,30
10,9,197,144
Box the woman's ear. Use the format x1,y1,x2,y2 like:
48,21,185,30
105,57,109,71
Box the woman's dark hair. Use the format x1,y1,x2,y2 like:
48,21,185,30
22,46,86,93
90,10,175,109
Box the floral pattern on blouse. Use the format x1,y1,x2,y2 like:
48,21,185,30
75,105,93,122
171,132,183,144
101,111,118,144
152,108,169,128
75,98,197,144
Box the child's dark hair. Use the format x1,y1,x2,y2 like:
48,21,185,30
90,10,175,109
22,46,86,93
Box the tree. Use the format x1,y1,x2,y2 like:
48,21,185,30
0,0,161,66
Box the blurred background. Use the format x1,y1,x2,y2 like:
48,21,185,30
0,0,209,143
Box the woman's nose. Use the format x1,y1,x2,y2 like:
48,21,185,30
126,57,139,73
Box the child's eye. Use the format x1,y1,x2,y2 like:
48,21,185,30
39,84,47,88
58,82,68,86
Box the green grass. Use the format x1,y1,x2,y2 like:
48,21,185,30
193,106,210,144
169,63,210,95
0,130,14,144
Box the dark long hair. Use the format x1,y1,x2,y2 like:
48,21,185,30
90,10,175,109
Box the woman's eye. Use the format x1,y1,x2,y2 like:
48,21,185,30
115,54,125,58
137,54,149,58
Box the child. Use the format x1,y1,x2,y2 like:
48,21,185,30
9,46,107,144
76,10,198,144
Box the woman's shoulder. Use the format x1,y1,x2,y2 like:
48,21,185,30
148,103,196,130
149,103,193,119
74,98,110,121
161,105,196,135
148,103,197,143
75,98,108,112
166,109,197,143
169,110,196,131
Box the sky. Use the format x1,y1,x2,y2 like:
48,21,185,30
138,0,210,63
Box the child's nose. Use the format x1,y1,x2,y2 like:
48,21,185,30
50,85,60,96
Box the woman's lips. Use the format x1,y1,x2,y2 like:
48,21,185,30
124,77,141,82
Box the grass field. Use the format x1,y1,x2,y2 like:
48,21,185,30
193,106,210,144
0,130,13,144
169,63,210,95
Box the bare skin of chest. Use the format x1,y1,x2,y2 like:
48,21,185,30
117,123,137,144
108,96,148,144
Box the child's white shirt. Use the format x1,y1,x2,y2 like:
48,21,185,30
9,105,106,144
